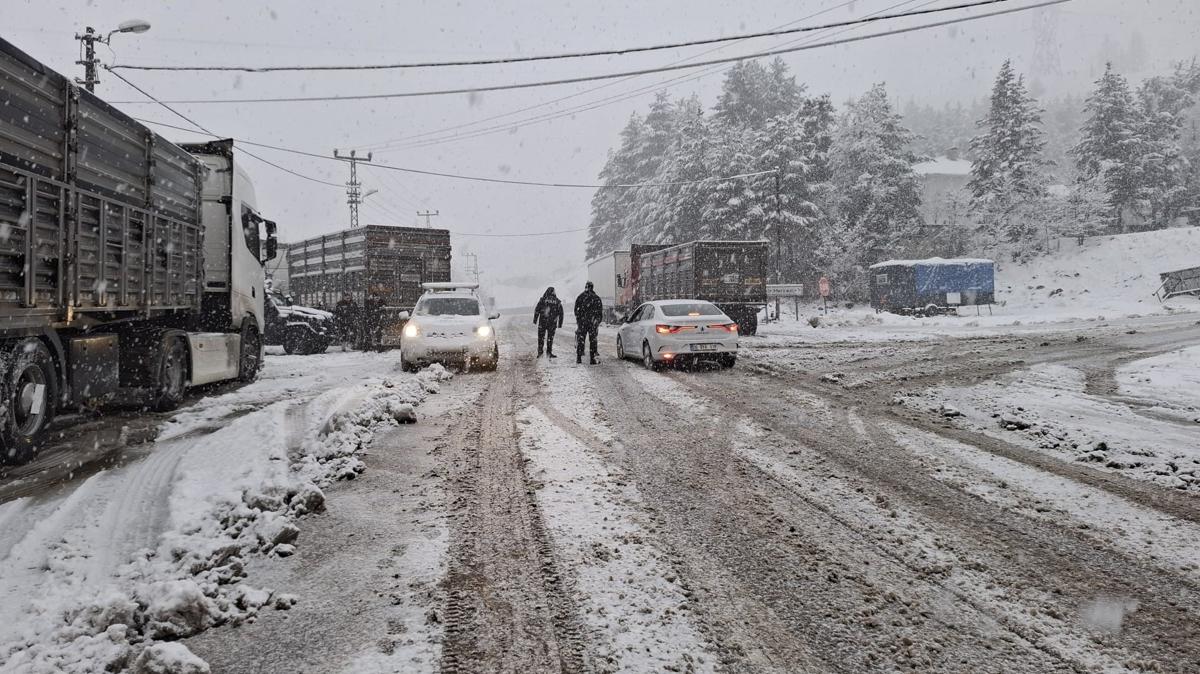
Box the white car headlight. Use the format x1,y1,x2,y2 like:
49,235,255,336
476,324,493,338
403,323,420,338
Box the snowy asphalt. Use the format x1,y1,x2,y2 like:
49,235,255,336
2,313,1199,672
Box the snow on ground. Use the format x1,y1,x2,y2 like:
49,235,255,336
0,352,449,673
716,414,1139,672
522,364,715,673
758,227,1200,343
1116,345,1200,422
884,423,1200,581
911,364,1200,492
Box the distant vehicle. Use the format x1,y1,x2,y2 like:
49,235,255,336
634,241,769,335
0,37,277,463
615,300,739,370
285,225,452,346
399,283,501,372
264,290,334,355
869,258,995,316
588,244,670,324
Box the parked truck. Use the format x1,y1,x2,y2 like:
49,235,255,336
0,36,277,463
587,244,670,324
635,240,769,335
869,257,995,315
285,225,451,345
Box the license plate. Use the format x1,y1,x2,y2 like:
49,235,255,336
691,343,719,352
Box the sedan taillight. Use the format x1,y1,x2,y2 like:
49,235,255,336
708,323,739,332
655,324,695,335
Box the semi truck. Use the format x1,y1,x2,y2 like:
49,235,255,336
635,240,769,335
587,244,669,323
285,225,451,345
0,36,277,463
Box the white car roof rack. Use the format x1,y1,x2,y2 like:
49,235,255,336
421,282,480,292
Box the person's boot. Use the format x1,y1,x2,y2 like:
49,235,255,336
548,351,557,359
537,348,543,358
589,354,598,365
576,354,582,364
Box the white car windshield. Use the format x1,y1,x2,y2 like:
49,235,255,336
659,302,722,317
416,297,481,316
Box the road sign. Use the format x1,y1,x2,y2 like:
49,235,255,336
818,276,831,298
766,283,805,298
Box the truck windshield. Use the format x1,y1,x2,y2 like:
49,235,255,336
416,297,480,316
660,302,722,317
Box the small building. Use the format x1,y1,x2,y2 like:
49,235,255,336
869,257,994,315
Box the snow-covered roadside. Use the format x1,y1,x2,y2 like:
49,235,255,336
883,423,1200,581
0,354,452,673
1117,345,1200,422
911,364,1200,492
524,366,716,672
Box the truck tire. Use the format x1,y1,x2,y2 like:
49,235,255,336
282,326,306,355
746,312,759,336
0,339,58,465
152,336,188,412
238,322,263,382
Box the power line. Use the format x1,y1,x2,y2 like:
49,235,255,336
131,115,777,188
106,0,1070,105
109,0,1019,73
370,0,936,153
106,68,343,187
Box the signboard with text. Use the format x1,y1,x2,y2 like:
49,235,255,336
766,284,805,298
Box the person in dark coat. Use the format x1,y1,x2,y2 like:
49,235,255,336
574,281,604,365
533,287,564,358
333,293,359,351
363,290,385,352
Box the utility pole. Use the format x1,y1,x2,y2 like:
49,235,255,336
417,210,439,228
75,27,100,92
74,20,152,93
334,149,372,228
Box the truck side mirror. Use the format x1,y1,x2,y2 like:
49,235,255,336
264,220,279,261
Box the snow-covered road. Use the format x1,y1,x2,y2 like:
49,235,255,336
2,313,1199,673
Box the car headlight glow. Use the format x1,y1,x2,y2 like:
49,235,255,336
476,324,493,338
403,323,420,338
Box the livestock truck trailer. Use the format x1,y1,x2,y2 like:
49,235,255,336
285,225,451,346
0,36,278,463
635,240,769,335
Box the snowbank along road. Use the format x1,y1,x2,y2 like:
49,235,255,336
1,312,1199,673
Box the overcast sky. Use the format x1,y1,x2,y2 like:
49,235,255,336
4,0,1197,304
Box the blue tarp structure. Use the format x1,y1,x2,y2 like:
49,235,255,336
869,258,995,313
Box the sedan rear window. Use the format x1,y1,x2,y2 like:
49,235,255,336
659,302,722,317
416,297,480,316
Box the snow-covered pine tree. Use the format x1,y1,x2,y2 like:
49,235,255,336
643,96,709,246
714,58,803,130
1071,63,1147,233
1135,66,1198,228
586,113,645,259
968,60,1050,243
828,83,924,296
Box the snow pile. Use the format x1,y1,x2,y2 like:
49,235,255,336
1117,345,1200,421
993,227,1200,320
0,373,439,673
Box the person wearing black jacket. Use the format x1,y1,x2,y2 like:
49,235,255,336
574,281,604,365
533,287,564,358
333,293,359,352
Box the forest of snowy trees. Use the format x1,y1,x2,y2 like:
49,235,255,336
587,57,1200,298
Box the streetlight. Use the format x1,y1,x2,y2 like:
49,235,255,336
75,19,152,92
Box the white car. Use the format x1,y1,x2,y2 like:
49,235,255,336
399,283,500,372
616,299,738,369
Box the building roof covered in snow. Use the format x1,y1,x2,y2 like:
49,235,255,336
870,257,994,270
912,157,972,176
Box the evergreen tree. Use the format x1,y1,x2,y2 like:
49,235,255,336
586,113,645,259
828,83,924,292
713,59,802,129
1071,63,1147,232
968,60,1050,242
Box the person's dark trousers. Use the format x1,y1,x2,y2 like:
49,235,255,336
538,326,556,356
575,327,598,361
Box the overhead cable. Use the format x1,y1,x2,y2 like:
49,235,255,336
106,0,1070,104
109,0,1018,73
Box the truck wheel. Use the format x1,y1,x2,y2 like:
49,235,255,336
238,323,263,382
747,312,759,336
153,336,188,412
0,339,58,465
282,328,302,355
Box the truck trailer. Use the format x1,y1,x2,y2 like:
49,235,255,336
869,257,995,315
0,36,277,463
586,250,629,323
635,240,769,335
285,225,451,344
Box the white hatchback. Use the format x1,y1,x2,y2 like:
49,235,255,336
399,283,500,372
616,299,738,369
